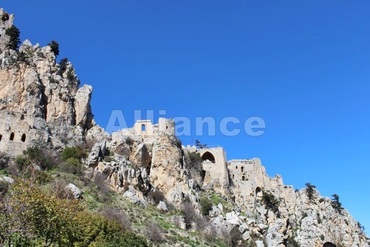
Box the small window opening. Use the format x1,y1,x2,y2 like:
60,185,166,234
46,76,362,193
9,133,14,141
141,124,146,131
21,134,26,142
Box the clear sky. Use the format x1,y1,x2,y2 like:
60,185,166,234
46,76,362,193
2,1,370,232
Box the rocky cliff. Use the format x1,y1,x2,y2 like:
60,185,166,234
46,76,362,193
0,8,103,156
0,8,369,247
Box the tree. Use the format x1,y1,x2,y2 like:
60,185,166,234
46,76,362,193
331,194,343,214
305,182,316,202
262,190,280,216
48,40,59,56
195,140,207,149
5,25,20,50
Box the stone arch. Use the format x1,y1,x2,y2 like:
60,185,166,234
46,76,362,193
9,133,14,141
323,242,336,247
21,134,26,142
256,187,262,198
201,152,215,163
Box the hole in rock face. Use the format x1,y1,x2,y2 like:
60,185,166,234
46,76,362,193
201,152,215,163
9,133,14,141
21,134,26,142
2,13,9,21
323,243,336,247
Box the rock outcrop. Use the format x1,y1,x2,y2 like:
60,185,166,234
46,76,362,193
0,9,96,156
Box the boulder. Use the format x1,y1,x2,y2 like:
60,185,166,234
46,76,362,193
65,183,82,199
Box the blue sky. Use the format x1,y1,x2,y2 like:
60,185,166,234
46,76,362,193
2,1,370,232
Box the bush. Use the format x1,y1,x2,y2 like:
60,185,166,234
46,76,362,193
61,146,86,161
199,196,213,216
144,222,164,243
331,194,343,214
59,57,69,74
101,206,131,231
48,40,59,56
0,180,147,246
182,202,197,230
286,235,300,247
188,152,202,166
125,137,134,146
5,25,20,50
147,189,165,204
0,152,10,170
262,190,280,216
15,147,55,171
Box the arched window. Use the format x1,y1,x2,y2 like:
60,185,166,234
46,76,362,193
21,134,26,142
241,166,244,172
141,124,146,131
9,133,14,141
256,187,262,197
201,152,215,163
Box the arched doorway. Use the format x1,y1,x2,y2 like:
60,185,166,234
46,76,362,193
201,152,215,163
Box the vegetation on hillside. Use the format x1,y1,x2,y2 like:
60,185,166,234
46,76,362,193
5,25,20,50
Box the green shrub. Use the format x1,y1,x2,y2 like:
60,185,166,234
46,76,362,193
15,147,54,171
5,25,20,50
262,190,280,216
125,137,134,146
305,182,316,202
331,194,343,214
199,196,213,216
61,146,86,161
286,235,299,247
1,180,146,246
48,40,59,56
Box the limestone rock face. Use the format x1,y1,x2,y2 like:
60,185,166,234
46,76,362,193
75,85,94,129
150,133,190,205
0,9,97,155
129,143,151,168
